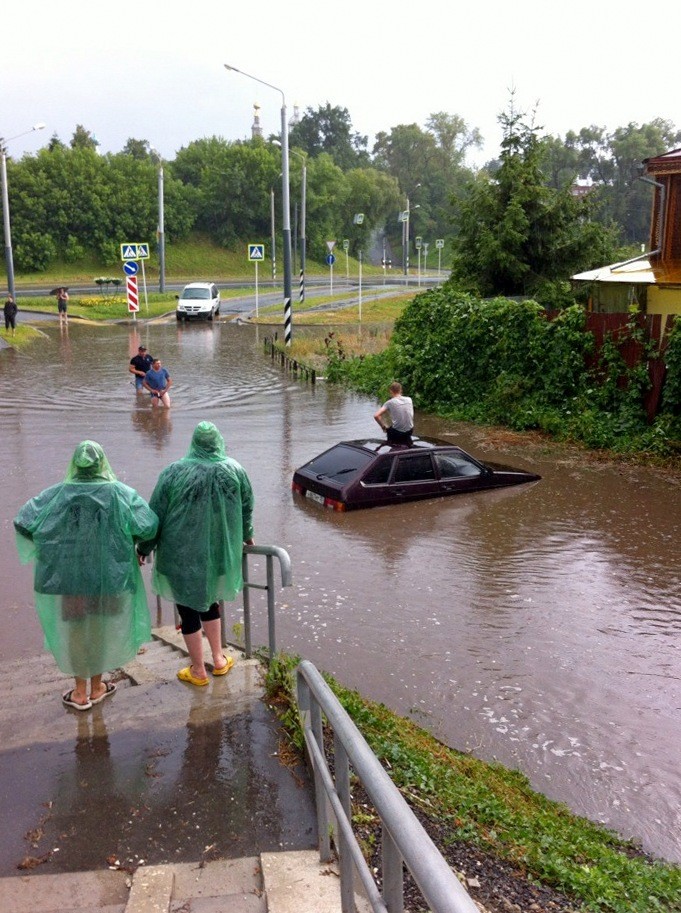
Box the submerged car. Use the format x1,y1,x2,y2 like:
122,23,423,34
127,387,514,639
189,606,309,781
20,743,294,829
292,437,540,511
176,282,220,321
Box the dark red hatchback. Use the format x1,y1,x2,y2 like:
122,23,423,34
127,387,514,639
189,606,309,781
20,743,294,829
292,437,541,511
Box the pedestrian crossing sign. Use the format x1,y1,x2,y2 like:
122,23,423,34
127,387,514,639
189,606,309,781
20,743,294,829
120,242,150,261
248,244,265,261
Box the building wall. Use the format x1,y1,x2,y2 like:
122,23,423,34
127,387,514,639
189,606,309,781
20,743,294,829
647,286,681,316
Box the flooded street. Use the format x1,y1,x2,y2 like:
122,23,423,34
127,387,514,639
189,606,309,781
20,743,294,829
1,319,680,863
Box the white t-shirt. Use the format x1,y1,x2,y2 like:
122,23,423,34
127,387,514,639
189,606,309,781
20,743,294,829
383,395,414,432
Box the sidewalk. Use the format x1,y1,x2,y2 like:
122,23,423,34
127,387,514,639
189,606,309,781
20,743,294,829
0,629,343,912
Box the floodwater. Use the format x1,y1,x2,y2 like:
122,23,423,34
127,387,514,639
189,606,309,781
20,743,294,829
1,319,680,864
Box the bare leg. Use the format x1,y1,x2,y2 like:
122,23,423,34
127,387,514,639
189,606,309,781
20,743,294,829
202,617,227,670
181,630,209,680
90,673,105,701
159,392,171,408
71,677,89,706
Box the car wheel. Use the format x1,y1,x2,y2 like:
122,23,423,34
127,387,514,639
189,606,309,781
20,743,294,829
176,313,183,321
207,311,213,322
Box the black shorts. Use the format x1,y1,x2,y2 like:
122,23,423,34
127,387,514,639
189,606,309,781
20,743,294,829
386,426,414,445
176,602,220,635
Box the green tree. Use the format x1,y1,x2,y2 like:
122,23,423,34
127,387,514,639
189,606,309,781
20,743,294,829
451,98,619,301
70,125,99,151
337,167,402,254
288,103,369,171
373,116,480,250
122,138,152,160
173,137,279,245
539,120,681,245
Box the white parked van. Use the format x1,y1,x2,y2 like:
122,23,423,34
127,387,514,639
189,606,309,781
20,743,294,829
176,282,220,321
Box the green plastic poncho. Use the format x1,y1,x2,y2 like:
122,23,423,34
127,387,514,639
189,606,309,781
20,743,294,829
139,422,254,611
14,441,159,678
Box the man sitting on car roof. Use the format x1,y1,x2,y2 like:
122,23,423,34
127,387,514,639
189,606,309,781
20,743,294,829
374,381,414,445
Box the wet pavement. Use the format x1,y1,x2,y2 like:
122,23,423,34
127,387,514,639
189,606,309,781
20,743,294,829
1,317,680,864
0,636,316,877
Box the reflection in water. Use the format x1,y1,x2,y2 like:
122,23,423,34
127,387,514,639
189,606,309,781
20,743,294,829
1,321,680,862
131,407,172,450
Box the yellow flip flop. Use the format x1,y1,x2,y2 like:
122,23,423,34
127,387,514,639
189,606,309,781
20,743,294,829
177,666,209,686
212,655,235,677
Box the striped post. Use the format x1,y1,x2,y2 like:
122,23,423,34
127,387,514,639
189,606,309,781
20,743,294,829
284,297,292,345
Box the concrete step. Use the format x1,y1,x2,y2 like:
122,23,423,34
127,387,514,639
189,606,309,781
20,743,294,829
0,851,345,913
0,868,130,913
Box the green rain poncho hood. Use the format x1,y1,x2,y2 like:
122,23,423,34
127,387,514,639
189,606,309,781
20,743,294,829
139,422,254,611
14,441,158,678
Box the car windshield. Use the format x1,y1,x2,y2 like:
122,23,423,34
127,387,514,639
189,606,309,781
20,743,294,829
181,288,211,299
303,444,374,483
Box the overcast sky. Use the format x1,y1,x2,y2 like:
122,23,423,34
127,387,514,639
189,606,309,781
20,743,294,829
3,0,680,168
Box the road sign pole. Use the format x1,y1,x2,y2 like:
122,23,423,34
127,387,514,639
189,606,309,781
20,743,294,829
255,261,259,317
140,260,149,313
358,250,363,323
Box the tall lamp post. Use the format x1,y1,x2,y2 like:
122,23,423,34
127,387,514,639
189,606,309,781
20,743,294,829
402,183,421,283
270,185,276,286
290,149,306,307
150,147,165,293
225,63,293,345
1,122,45,299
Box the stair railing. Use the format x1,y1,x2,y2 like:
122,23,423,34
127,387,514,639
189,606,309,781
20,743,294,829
296,659,479,913
232,544,292,658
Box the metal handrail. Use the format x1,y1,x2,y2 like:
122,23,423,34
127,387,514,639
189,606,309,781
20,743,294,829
296,660,479,913
163,544,291,658
234,544,292,658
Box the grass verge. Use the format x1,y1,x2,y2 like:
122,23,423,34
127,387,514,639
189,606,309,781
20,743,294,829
265,653,681,913
15,289,250,322
0,324,45,349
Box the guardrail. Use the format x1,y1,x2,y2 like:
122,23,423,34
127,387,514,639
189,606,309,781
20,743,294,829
162,544,291,658
232,544,292,658
296,659,479,913
264,334,317,384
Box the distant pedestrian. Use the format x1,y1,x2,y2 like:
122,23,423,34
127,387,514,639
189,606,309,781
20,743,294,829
3,294,17,336
14,440,158,711
143,358,172,408
129,345,154,391
56,287,69,325
374,381,414,445
137,422,255,686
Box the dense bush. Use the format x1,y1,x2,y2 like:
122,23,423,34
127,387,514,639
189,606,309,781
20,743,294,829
327,287,681,455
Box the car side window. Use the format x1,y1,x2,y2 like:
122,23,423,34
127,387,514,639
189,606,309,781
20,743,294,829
393,454,436,483
362,459,392,485
435,453,482,479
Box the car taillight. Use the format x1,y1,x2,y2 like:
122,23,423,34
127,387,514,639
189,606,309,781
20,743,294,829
323,497,345,512
291,480,304,494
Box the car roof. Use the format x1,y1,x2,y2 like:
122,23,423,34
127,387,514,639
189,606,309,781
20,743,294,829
338,436,462,455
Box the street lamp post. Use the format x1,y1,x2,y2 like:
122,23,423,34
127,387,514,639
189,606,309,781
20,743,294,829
290,149,306,307
225,64,293,345
1,122,45,299
402,184,421,284
270,186,276,286
151,148,165,293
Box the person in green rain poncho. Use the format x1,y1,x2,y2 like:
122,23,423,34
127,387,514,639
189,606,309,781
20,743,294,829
14,441,158,711
137,422,255,687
